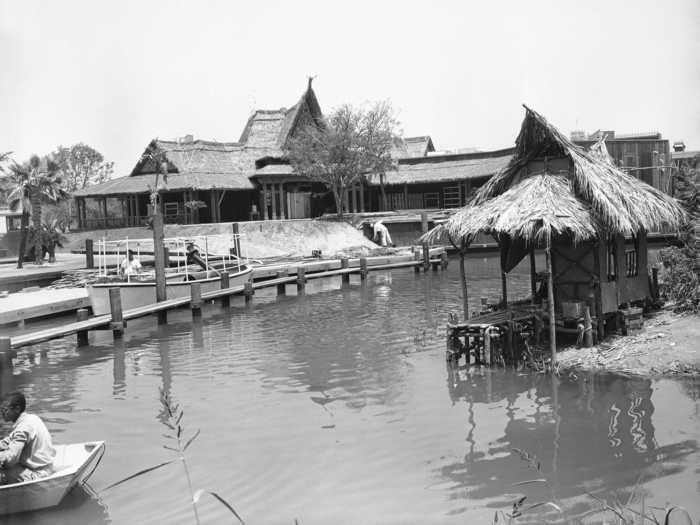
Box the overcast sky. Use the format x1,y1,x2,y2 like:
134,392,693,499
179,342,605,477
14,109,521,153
1,0,698,175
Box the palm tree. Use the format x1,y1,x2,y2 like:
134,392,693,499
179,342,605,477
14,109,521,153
7,155,67,267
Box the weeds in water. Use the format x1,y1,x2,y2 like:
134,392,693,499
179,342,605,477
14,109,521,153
499,448,695,525
104,388,245,524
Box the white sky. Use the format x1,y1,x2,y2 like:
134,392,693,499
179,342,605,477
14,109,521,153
1,0,699,175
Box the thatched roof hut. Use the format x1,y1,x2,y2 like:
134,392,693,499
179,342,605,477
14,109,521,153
429,106,684,245
425,106,686,354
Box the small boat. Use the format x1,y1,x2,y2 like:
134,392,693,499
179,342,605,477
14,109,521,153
87,235,254,315
0,441,105,515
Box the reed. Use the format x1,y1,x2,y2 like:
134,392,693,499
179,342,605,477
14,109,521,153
103,387,246,524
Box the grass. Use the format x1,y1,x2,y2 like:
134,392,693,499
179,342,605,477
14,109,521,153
498,448,695,525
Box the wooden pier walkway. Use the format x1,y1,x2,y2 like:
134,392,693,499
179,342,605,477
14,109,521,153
1,248,448,358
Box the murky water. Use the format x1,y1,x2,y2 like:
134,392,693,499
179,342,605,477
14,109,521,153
1,255,698,524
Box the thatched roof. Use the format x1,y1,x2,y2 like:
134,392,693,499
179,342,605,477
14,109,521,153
75,84,324,198
427,106,685,244
366,149,513,186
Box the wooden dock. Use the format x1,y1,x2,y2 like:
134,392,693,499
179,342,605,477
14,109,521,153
0,247,448,359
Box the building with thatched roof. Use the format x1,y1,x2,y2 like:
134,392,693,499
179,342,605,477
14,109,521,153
427,105,684,341
71,81,517,229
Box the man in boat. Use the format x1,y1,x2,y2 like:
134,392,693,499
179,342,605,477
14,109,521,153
372,220,394,247
119,249,143,276
0,391,55,484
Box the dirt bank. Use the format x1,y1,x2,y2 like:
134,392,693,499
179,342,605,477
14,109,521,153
557,308,700,376
62,219,380,259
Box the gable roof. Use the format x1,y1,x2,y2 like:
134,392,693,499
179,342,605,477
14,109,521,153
75,84,325,197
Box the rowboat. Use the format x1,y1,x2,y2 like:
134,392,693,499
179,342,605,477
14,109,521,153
87,234,253,316
0,441,105,516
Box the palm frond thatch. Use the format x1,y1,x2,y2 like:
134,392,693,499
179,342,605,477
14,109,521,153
440,174,597,243
430,106,685,244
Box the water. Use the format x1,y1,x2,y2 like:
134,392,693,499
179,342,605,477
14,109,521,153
1,255,698,524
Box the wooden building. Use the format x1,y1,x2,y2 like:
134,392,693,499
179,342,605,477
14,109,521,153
427,106,685,340
73,83,327,228
572,130,672,193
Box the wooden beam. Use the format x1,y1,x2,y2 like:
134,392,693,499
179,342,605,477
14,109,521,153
546,235,557,365
261,184,268,220
271,183,278,220
529,247,537,302
359,184,365,212
403,183,408,209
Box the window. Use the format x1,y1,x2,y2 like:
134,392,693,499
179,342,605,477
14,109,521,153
164,202,179,217
424,192,440,208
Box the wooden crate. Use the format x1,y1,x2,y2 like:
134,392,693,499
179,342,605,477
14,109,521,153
620,307,644,335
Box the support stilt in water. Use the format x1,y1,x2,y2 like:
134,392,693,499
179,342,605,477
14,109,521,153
440,251,448,269
341,258,350,285
0,337,12,370
220,272,230,307
190,282,202,317
109,288,124,339
359,258,368,281
85,239,94,269
422,242,430,271
545,235,557,366
296,266,306,293
244,281,254,303
277,270,287,295
76,308,89,346
414,250,421,273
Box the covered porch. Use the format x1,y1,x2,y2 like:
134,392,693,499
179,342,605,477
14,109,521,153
73,188,257,230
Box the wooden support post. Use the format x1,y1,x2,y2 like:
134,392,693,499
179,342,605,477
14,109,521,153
85,239,94,269
232,223,241,257
163,247,170,269
109,288,124,339
220,272,230,307
459,249,469,320
440,250,448,269
546,236,557,366
190,282,202,317
501,272,508,307
359,258,368,280
593,240,605,339
529,247,537,302
651,266,659,301
422,242,430,271
359,185,365,212
0,337,12,370
76,308,89,347
414,250,421,273
296,266,306,293
244,281,254,303
341,258,350,284
432,260,439,271
276,270,287,295
583,306,593,348
420,212,429,233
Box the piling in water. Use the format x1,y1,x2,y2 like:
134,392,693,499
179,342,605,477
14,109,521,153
220,272,230,307
109,288,124,339
76,308,89,347
191,282,202,317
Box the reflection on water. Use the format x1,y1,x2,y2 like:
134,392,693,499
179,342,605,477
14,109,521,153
0,254,698,524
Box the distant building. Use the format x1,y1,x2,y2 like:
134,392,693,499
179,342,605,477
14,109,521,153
571,130,672,193
73,83,511,229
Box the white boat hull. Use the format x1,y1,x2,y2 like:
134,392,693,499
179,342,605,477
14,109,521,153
0,441,105,515
87,265,253,315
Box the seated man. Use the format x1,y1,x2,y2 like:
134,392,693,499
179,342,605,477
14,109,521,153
0,391,55,484
119,249,142,276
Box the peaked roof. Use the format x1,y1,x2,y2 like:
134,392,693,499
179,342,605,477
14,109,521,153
426,106,685,243
74,84,325,197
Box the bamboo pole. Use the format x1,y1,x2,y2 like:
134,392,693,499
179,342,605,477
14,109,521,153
546,234,557,365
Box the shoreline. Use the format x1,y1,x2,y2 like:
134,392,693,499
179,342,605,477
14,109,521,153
557,307,700,377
